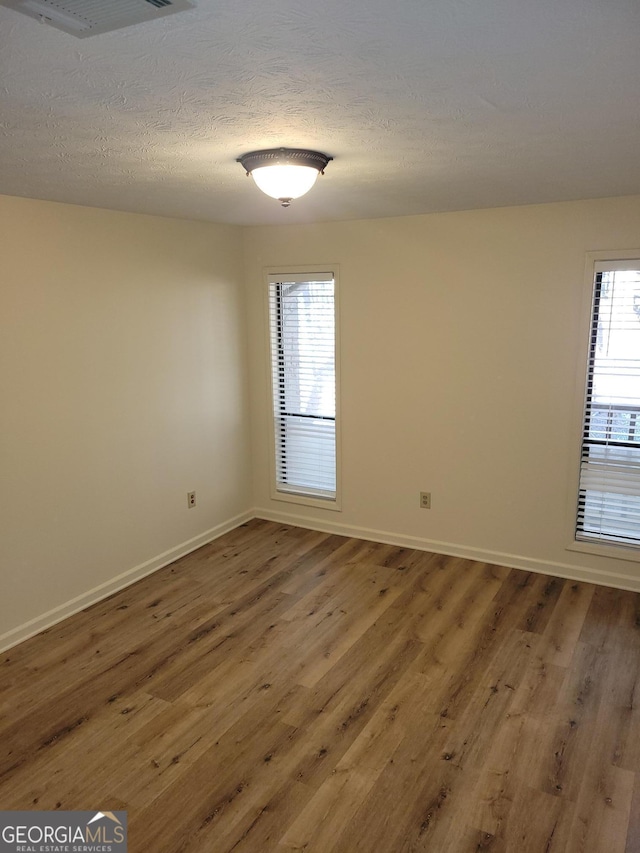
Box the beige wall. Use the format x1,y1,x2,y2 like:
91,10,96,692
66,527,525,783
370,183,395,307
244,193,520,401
0,195,251,647
4,192,640,649
244,195,640,589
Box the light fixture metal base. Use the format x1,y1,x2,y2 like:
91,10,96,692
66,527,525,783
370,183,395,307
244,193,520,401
237,147,332,175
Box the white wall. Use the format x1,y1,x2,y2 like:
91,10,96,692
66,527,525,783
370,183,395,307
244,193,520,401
244,195,640,589
0,195,251,648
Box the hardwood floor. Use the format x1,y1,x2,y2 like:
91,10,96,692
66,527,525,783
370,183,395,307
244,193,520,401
1,519,640,851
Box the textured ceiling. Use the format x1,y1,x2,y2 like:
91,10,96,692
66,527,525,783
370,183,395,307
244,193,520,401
1,0,639,226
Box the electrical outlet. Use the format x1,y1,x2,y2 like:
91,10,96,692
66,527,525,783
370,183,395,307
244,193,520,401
187,491,196,508
419,491,431,509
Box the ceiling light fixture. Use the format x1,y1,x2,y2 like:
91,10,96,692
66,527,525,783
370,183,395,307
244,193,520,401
237,148,333,207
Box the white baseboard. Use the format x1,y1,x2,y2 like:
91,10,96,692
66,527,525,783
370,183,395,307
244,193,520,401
0,510,253,653
253,507,640,593
6,506,640,654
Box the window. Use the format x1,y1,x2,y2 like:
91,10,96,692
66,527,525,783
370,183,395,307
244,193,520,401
576,258,640,548
267,271,339,505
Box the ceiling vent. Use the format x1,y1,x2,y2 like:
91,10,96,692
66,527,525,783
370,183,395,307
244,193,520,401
1,0,195,37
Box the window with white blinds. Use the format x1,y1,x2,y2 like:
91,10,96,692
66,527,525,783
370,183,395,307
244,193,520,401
267,272,337,502
576,259,640,547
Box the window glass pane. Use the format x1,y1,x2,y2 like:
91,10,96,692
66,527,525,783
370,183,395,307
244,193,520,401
577,265,640,546
269,277,336,501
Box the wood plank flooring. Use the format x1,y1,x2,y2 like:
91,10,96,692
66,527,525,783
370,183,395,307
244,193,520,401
2,518,640,851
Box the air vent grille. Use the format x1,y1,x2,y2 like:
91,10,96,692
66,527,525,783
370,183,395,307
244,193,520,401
0,0,195,37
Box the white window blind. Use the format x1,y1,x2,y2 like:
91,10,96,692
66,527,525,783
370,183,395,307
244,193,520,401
577,260,640,546
268,273,336,501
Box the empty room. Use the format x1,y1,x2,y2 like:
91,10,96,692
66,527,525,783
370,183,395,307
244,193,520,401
2,1,640,851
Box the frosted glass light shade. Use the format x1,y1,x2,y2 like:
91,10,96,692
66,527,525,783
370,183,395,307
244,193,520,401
251,165,319,201
237,148,332,207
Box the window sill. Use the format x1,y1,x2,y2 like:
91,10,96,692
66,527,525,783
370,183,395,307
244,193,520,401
566,538,640,564
270,488,342,513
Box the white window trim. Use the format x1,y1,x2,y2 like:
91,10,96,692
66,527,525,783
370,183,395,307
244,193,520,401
263,265,342,512
566,249,640,563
